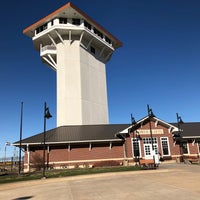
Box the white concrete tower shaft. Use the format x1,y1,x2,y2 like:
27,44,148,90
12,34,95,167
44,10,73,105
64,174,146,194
23,2,122,126
56,38,109,126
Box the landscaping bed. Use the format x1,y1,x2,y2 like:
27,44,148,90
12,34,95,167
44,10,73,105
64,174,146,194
0,165,141,184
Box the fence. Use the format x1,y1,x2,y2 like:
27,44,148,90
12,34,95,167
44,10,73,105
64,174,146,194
0,156,24,172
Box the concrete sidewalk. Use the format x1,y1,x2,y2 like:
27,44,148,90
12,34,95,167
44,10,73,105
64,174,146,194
0,163,200,200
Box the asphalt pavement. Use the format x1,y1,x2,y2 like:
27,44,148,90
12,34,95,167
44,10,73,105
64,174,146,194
0,163,200,200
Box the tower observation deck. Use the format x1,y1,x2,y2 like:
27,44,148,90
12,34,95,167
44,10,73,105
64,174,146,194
23,2,122,126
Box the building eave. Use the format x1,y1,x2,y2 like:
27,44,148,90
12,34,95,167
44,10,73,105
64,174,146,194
13,138,122,146
23,2,122,48
182,136,200,139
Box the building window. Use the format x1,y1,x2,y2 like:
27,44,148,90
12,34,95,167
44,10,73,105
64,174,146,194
84,20,91,30
51,20,54,26
36,23,47,34
59,18,68,24
143,137,158,155
144,145,151,155
72,18,80,25
143,137,157,144
198,142,200,153
93,28,103,39
182,142,188,154
105,36,111,44
90,46,96,54
161,137,170,156
132,138,140,157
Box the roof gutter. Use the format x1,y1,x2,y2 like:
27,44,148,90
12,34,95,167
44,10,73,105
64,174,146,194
182,136,200,139
13,138,122,146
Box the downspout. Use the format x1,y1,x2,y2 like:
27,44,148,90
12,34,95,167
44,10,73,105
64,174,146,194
123,139,127,160
27,144,30,172
116,133,128,166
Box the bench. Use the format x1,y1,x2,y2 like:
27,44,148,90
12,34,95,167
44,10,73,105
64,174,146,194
139,159,158,169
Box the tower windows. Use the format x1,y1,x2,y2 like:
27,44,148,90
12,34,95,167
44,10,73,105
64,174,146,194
36,23,48,34
84,20,112,46
90,46,96,54
59,18,68,24
72,18,80,25
84,20,91,30
94,28,103,39
105,36,111,44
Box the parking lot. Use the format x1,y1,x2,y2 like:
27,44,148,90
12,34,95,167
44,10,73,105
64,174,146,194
0,163,200,200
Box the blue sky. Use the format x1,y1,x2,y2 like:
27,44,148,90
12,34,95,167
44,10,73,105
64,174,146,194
1,0,200,158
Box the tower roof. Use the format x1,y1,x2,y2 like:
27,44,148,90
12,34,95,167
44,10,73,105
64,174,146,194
23,2,122,49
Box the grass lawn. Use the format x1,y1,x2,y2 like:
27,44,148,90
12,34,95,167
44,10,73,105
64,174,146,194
0,165,141,184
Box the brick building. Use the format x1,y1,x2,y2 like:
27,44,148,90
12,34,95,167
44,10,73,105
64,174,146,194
13,2,200,172
14,115,200,172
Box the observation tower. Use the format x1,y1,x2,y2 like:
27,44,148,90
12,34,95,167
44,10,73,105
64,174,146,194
23,2,122,126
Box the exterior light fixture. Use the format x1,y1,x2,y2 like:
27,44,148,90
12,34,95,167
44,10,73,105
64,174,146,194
42,102,52,178
147,104,156,166
176,113,184,162
130,113,136,133
131,114,140,165
4,142,11,170
18,102,23,174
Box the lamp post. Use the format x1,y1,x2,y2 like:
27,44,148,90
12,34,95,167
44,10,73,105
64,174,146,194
147,104,156,166
131,114,137,164
4,144,7,170
176,113,184,162
4,142,10,170
42,102,52,178
18,102,23,174
130,114,142,166
131,114,136,129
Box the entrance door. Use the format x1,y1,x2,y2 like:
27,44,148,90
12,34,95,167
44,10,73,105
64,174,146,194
144,144,152,160
143,138,159,164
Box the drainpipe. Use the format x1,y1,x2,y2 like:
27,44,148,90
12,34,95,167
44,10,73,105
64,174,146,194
27,144,30,172
123,139,127,160
116,133,127,165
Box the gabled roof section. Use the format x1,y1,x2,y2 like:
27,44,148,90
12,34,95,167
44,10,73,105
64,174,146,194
137,116,177,129
23,2,122,48
117,116,178,136
13,124,129,146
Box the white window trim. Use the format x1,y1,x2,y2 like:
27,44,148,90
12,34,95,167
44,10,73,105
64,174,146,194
89,143,92,151
109,142,112,150
68,144,71,152
182,141,190,155
131,138,141,158
197,142,200,154
160,137,171,156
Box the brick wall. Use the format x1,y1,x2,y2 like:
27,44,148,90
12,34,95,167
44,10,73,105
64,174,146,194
24,142,125,170
125,121,181,161
23,121,200,171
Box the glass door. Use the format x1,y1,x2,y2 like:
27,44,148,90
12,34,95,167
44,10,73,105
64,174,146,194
143,138,159,163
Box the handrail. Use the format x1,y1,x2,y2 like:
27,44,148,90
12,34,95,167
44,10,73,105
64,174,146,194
41,45,56,52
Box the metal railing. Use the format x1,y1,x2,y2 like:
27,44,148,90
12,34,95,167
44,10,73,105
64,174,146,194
41,45,56,52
